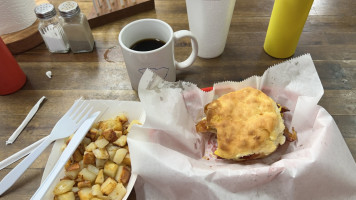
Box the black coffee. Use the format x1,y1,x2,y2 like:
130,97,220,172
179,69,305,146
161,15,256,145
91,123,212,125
130,38,166,51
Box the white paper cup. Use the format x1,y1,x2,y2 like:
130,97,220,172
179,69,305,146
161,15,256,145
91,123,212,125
118,18,198,91
186,0,236,58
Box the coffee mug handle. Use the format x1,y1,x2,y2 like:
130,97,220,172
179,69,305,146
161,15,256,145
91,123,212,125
173,30,198,69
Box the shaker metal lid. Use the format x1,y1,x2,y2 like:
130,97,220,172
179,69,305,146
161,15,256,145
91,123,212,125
34,3,56,19
58,1,80,18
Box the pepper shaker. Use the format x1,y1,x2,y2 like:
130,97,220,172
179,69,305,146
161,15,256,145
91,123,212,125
34,3,70,53
58,1,95,53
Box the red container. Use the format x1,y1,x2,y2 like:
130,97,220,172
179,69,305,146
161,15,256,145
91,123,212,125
201,87,213,92
0,37,26,95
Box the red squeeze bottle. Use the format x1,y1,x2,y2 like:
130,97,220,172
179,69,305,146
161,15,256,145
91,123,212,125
0,37,26,95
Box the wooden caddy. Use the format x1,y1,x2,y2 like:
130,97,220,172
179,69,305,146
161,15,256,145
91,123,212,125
1,0,155,54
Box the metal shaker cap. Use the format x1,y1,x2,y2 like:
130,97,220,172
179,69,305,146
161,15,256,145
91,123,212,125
58,1,80,18
34,3,56,19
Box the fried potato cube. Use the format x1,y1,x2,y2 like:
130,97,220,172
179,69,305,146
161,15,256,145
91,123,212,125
65,162,80,171
116,114,128,123
72,149,83,162
122,154,131,166
101,177,117,195
107,143,119,151
104,161,119,178
106,144,119,161
83,152,96,165
123,145,129,151
54,191,75,200
65,168,80,180
91,122,100,129
108,182,127,200
91,184,103,197
82,137,92,147
78,143,86,154
96,158,107,168
86,128,99,141
78,180,92,188
99,119,122,132
95,169,105,185
78,187,93,200
113,148,128,165
102,129,118,143
113,135,127,147
78,160,84,170
78,168,97,183
76,175,84,182
123,129,129,135
93,148,109,160
53,180,75,195
85,142,97,152
71,187,79,193
95,137,109,149
115,130,123,138
87,164,99,175
115,165,131,185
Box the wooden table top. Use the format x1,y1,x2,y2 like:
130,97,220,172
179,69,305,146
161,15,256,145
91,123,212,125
1,0,355,199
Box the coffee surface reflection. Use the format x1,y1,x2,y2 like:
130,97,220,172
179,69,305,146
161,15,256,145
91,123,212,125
130,38,166,51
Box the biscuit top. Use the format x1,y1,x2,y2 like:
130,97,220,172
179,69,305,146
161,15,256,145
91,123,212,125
205,87,285,160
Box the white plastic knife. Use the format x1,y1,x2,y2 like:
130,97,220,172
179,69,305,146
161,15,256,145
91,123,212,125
31,111,100,200
6,96,46,145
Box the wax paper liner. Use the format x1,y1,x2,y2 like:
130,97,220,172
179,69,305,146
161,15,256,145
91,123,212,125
128,54,356,199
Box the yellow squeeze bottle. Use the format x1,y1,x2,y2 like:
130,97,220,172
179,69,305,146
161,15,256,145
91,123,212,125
264,0,314,58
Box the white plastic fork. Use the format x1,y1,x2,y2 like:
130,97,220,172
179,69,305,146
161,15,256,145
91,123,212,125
31,111,101,199
0,100,93,196
0,100,108,171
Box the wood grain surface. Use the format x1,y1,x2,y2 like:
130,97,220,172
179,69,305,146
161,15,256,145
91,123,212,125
0,0,355,199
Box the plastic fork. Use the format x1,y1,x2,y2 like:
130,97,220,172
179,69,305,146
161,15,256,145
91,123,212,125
31,111,101,199
0,100,108,171
0,100,93,196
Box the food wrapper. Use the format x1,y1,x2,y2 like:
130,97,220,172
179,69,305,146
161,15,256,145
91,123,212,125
128,54,356,199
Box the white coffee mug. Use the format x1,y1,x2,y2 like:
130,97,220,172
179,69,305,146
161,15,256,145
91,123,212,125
118,18,198,91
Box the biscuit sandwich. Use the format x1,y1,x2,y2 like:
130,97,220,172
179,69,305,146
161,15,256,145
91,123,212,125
196,87,286,161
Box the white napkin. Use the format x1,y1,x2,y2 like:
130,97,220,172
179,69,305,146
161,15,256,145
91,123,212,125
128,54,356,199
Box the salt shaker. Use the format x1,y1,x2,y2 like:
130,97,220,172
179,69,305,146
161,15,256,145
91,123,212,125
58,1,95,53
34,3,70,53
